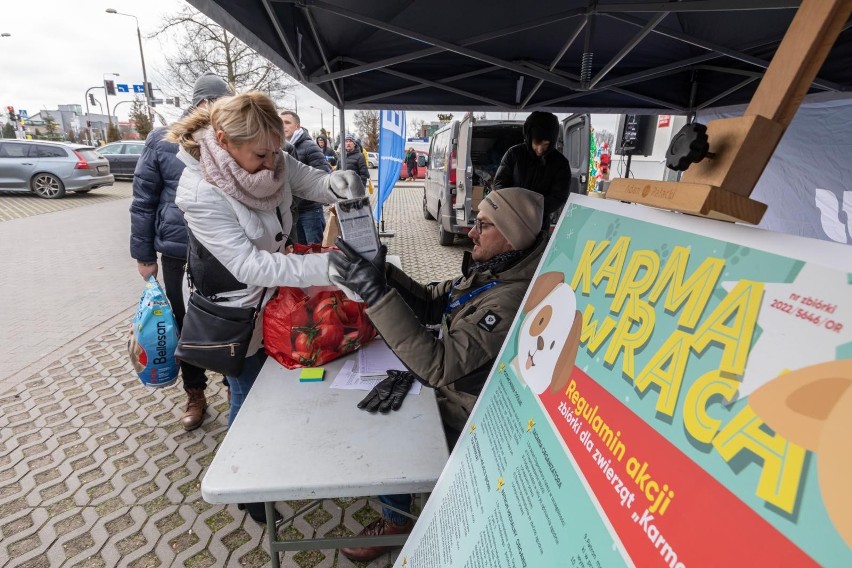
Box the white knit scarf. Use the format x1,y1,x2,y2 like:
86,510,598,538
197,127,285,211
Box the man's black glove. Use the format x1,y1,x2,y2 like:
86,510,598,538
328,237,388,305
358,370,416,413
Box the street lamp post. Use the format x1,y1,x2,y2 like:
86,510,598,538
309,105,324,134
106,9,153,121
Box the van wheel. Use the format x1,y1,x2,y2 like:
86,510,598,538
422,195,434,220
439,223,454,246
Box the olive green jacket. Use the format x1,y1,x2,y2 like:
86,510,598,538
366,234,548,433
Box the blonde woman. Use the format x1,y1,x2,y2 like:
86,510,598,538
169,92,362,423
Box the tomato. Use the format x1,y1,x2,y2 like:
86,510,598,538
292,350,317,366
314,321,344,350
340,331,361,353
307,290,335,311
293,326,318,351
314,295,346,325
339,299,362,325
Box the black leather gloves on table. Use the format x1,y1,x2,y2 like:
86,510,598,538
328,238,389,306
358,370,416,413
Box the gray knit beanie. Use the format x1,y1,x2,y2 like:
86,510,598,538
191,72,231,107
480,187,544,250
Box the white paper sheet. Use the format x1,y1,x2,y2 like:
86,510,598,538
330,359,422,395
357,340,405,376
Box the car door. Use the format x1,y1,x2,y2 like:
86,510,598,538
0,142,39,189
96,144,122,174
560,113,591,195
117,143,140,176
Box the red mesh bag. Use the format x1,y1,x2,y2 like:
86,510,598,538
263,244,378,369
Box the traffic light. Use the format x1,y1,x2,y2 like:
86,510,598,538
88,93,96,106
6,106,14,121
105,80,116,96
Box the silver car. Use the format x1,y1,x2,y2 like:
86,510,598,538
0,139,114,199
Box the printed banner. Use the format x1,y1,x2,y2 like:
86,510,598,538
396,196,852,567
375,110,405,220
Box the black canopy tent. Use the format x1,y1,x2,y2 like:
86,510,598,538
185,0,852,117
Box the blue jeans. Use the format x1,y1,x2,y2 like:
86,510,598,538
296,208,326,245
379,494,412,525
226,351,267,427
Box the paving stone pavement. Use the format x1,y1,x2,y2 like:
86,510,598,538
0,184,133,223
0,183,470,567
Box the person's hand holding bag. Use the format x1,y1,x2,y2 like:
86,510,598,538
328,170,366,198
328,237,389,306
358,370,416,413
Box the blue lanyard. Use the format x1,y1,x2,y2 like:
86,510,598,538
445,280,500,314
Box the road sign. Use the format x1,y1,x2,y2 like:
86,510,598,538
117,84,129,93
132,84,145,94
19,110,28,119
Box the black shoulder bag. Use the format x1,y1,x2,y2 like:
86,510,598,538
175,209,282,376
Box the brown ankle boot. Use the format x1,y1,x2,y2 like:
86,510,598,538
181,388,207,431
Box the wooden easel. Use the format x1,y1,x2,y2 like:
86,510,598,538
605,0,852,224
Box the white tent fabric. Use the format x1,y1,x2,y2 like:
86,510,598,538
701,94,852,245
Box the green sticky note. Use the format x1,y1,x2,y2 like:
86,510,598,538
299,367,325,382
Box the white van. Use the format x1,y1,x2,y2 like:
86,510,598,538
423,114,525,245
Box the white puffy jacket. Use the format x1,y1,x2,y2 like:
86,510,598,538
175,148,343,356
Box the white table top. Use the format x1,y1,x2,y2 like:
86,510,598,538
202,347,450,504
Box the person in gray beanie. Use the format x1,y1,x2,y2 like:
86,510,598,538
130,71,231,433
190,71,232,108
329,187,547,562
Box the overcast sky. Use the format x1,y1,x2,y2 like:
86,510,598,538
0,0,617,137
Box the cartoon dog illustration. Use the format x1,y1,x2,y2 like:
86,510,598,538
749,360,852,548
512,271,583,395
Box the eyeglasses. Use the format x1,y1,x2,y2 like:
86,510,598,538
473,219,495,232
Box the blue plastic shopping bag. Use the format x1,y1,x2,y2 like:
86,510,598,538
128,276,180,387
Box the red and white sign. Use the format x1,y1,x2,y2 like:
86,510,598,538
658,115,671,128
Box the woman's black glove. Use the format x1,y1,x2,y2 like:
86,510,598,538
358,370,416,413
328,238,389,306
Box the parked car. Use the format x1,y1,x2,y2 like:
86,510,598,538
399,150,428,180
95,141,145,179
0,140,114,199
366,151,378,168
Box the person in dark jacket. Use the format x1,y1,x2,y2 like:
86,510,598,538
129,71,231,431
493,110,579,228
316,134,337,169
330,187,546,562
342,133,370,187
281,111,332,244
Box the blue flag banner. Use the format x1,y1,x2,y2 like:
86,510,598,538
375,110,406,220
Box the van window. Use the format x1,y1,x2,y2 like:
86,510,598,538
430,129,451,170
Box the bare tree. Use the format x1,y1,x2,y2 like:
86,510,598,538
353,110,379,151
409,117,425,137
152,6,295,104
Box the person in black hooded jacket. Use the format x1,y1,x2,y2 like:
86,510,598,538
493,110,579,227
